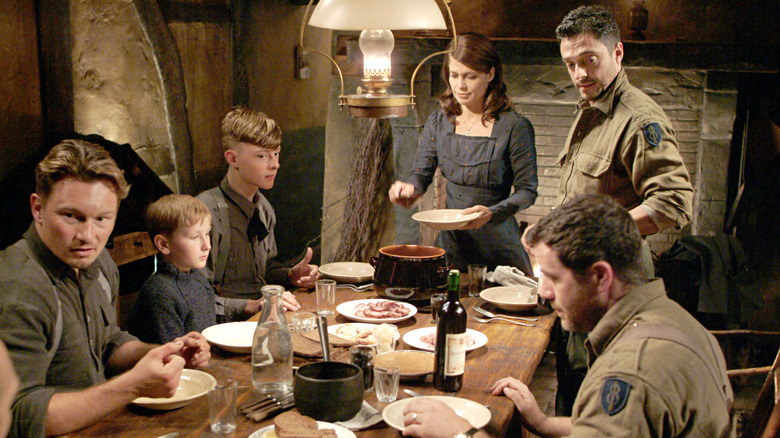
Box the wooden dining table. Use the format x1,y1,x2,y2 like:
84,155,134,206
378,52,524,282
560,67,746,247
68,286,556,437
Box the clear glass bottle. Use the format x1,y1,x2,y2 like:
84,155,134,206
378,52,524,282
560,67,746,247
251,285,293,395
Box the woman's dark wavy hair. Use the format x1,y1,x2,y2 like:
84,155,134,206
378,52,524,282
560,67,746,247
439,32,513,124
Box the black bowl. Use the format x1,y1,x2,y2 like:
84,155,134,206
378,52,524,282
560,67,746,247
294,362,364,422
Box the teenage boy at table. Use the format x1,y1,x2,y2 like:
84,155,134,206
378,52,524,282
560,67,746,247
197,107,316,300
402,195,732,438
0,140,211,438
128,195,300,344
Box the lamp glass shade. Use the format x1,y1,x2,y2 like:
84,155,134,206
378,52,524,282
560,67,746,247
308,0,447,31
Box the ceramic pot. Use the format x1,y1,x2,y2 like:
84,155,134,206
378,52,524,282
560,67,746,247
294,361,364,422
370,245,449,303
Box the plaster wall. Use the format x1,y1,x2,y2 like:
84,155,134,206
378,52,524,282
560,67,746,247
70,0,180,190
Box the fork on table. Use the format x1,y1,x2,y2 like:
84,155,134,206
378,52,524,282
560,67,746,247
467,312,535,327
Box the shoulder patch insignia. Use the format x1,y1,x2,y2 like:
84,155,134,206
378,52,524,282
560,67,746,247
600,378,632,415
642,123,662,146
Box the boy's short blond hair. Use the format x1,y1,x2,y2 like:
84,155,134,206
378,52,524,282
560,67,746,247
145,194,211,240
221,107,282,151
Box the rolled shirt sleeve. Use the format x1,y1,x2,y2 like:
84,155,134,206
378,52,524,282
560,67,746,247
622,114,694,229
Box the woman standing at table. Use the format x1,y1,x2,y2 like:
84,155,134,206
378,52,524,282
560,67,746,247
389,32,538,275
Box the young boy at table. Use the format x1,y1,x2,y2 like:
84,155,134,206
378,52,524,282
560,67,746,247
196,107,318,300
129,194,297,344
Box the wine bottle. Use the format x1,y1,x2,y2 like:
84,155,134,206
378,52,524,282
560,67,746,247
433,269,467,392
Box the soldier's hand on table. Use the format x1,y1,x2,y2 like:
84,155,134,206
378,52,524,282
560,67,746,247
174,332,211,368
128,341,186,398
461,205,492,229
289,247,318,289
491,377,546,429
402,398,473,438
389,181,420,208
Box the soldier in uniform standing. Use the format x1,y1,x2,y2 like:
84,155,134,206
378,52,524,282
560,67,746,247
544,5,696,413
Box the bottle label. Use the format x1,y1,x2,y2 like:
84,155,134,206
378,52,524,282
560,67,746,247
444,333,467,376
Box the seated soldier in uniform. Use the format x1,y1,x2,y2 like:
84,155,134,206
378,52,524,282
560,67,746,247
402,195,733,438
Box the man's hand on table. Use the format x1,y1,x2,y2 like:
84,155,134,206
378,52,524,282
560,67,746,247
491,377,571,437
402,399,481,438
289,247,319,289
127,341,187,399
246,290,301,313
173,331,211,368
282,291,301,311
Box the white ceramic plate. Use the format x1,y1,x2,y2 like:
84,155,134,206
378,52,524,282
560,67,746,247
319,262,375,283
411,209,480,231
336,299,417,324
248,421,357,438
480,285,538,311
328,323,400,346
202,321,256,353
383,396,491,431
131,369,216,411
403,327,487,352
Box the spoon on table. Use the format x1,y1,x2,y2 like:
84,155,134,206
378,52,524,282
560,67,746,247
473,306,537,322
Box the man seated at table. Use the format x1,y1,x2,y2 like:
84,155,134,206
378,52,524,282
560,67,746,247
0,140,211,438
402,194,733,438
196,107,317,300
129,194,299,344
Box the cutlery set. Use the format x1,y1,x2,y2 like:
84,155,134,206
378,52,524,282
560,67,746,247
241,390,295,421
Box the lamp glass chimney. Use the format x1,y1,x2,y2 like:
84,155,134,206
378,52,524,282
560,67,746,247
359,29,394,81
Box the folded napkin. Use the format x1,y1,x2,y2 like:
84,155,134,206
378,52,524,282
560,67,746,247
487,265,538,288
334,401,383,431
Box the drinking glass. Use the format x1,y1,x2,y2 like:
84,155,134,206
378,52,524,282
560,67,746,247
375,324,397,354
291,311,316,334
374,366,401,402
430,293,447,324
208,379,237,434
468,264,487,297
315,279,336,316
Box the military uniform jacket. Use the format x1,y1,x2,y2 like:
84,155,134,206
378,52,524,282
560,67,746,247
557,69,693,228
571,280,733,437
